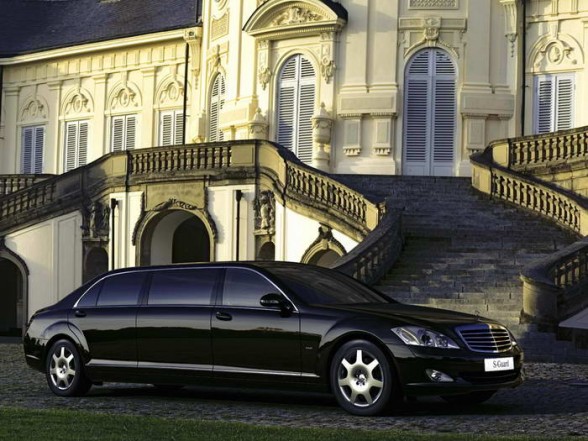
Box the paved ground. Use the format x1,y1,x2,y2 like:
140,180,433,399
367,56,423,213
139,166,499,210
1,342,587,437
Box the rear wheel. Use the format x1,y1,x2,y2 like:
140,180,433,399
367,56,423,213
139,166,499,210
330,340,397,416
45,339,91,397
441,390,496,405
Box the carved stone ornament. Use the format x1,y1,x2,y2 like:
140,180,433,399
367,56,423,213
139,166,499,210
64,89,92,115
271,6,323,26
312,103,333,146
320,58,336,83
153,198,199,211
159,80,184,106
20,98,48,122
254,190,275,234
409,0,457,8
249,108,268,139
258,66,272,90
111,86,138,110
424,17,441,42
82,199,111,239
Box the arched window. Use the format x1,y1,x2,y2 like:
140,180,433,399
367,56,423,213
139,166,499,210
276,54,316,164
403,48,456,176
209,74,226,142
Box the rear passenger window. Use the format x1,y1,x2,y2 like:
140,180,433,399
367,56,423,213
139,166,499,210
77,281,102,307
97,272,146,306
222,268,278,307
148,269,219,305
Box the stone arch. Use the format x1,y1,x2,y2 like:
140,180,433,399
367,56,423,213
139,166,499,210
155,75,185,109
0,241,29,335
107,80,142,113
61,86,94,117
528,32,584,74
19,95,49,124
136,208,216,266
301,224,346,268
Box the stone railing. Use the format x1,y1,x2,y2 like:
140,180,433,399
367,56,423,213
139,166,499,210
1,141,385,253
471,129,588,327
521,237,588,326
0,175,53,196
332,207,403,285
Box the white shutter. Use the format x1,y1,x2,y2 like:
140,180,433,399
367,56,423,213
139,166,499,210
33,126,44,173
535,74,574,134
536,77,554,134
555,76,574,131
174,111,184,144
21,127,33,173
65,121,78,172
111,116,124,152
78,121,88,166
126,115,137,150
276,55,316,164
404,49,456,175
160,111,173,146
209,75,225,142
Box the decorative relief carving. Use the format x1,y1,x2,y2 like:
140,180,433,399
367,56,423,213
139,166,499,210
20,98,48,122
153,198,199,211
211,11,229,40
409,0,458,8
271,6,323,26
82,199,111,239
159,79,184,106
64,88,92,115
530,31,582,72
399,17,465,59
424,17,441,42
111,86,138,110
254,190,275,234
258,66,272,90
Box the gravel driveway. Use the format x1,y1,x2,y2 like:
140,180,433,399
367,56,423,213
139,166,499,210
1,341,587,437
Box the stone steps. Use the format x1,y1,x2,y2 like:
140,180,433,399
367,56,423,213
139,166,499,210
336,175,582,361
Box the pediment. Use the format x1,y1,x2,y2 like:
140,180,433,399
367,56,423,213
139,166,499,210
244,0,347,40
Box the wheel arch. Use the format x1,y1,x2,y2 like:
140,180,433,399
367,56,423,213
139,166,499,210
42,323,88,367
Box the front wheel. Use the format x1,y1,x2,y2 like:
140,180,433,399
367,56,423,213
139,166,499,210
330,340,398,416
45,339,91,397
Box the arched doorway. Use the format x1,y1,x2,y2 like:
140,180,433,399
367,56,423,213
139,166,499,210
141,210,212,265
84,247,109,283
0,258,23,335
172,217,210,263
403,48,456,176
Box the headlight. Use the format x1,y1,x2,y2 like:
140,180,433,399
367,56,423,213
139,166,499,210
392,326,460,349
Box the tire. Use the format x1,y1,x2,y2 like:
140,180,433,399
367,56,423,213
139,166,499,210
330,340,397,416
441,390,496,405
45,339,91,397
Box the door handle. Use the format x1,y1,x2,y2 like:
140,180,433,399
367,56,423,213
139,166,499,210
215,311,232,321
74,310,86,318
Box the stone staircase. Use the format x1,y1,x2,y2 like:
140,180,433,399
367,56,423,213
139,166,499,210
337,175,588,362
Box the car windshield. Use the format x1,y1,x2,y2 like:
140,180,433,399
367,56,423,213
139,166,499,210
265,266,393,305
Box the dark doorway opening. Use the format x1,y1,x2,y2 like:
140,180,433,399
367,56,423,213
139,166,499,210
172,217,210,263
0,258,22,336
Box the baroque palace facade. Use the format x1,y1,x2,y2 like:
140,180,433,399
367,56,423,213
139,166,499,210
0,0,587,335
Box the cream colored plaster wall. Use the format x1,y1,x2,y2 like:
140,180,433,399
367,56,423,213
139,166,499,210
6,211,83,318
109,191,142,269
207,185,256,262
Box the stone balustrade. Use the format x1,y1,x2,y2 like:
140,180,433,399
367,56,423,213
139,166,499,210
130,145,232,175
0,175,53,196
472,129,588,327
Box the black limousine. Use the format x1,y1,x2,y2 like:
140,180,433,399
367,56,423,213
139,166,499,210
23,261,523,415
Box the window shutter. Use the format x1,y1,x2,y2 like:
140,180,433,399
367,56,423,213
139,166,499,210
160,111,173,146
404,78,428,163
21,127,33,173
432,51,456,163
34,126,45,173
555,76,574,131
276,55,316,164
78,121,88,166
209,75,225,142
126,115,137,150
536,78,554,134
65,122,78,172
174,111,184,144
111,116,124,152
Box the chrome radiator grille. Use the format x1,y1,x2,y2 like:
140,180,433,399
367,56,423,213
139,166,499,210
456,324,513,353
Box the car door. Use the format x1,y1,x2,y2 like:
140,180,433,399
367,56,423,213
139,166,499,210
135,268,220,381
211,267,301,380
68,271,147,377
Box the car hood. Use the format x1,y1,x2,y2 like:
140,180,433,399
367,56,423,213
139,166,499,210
320,303,499,328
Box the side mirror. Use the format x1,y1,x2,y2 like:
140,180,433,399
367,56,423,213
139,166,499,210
260,293,293,315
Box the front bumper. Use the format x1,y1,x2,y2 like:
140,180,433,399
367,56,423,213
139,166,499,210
390,344,524,397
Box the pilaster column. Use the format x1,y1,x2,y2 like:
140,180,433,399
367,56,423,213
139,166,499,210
141,67,156,148
2,86,19,173
93,74,107,159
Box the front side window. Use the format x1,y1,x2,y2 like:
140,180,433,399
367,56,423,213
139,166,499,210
147,269,219,305
111,115,137,152
21,125,45,174
209,74,225,142
222,268,278,308
159,110,184,146
276,54,316,164
96,272,146,306
64,120,89,172
534,73,575,134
